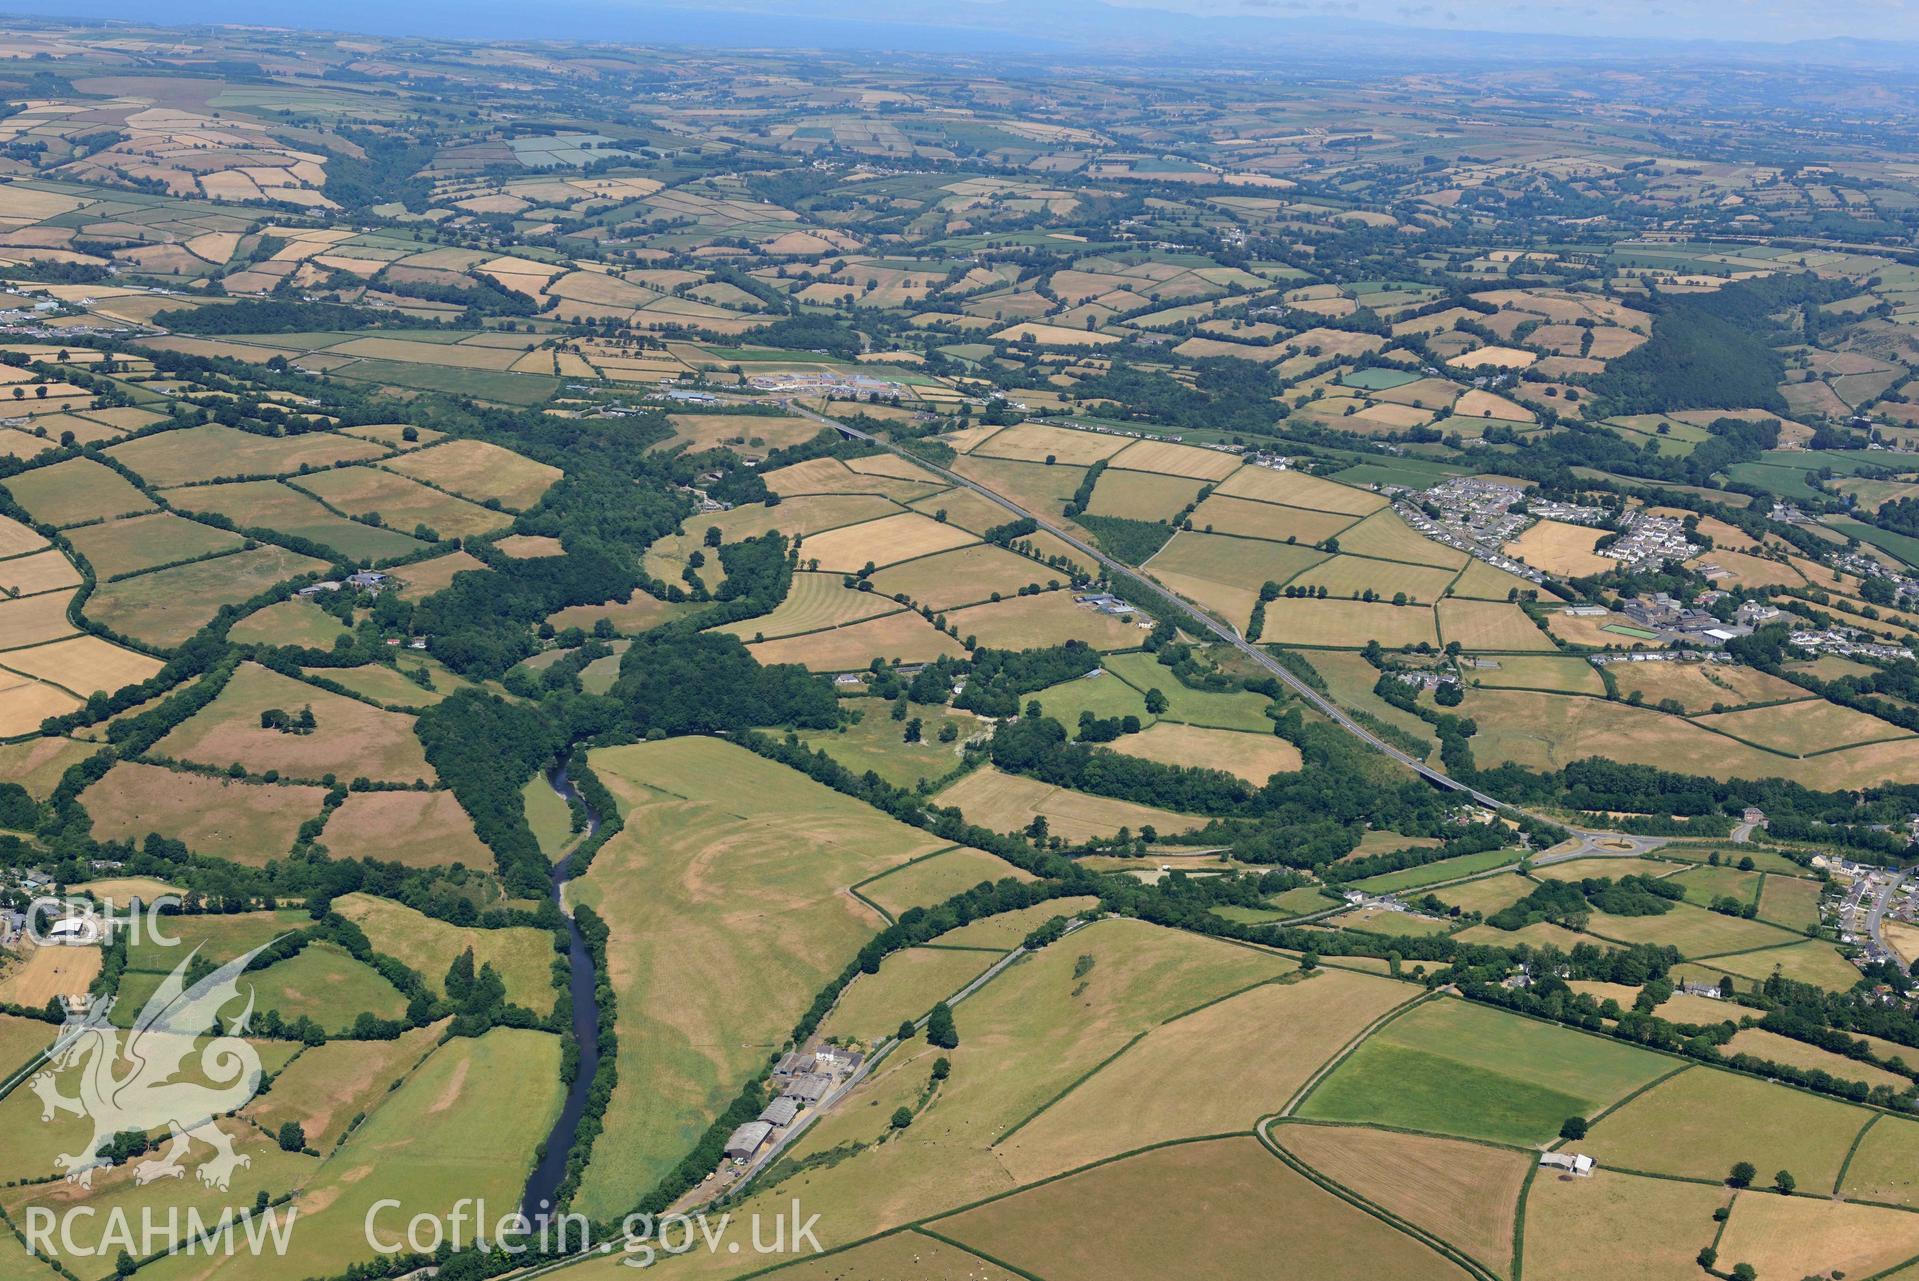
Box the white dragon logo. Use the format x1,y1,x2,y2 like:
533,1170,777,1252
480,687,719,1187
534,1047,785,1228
29,942,276,1191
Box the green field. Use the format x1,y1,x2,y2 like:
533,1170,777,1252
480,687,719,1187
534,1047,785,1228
1581,1065,1868,1187
1298,996,1669,1145
114,939,407,1033
1099,650,1278,731
797,701,983,790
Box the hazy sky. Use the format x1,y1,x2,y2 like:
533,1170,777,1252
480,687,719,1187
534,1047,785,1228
1091,0,1912,41
38,0,1919,48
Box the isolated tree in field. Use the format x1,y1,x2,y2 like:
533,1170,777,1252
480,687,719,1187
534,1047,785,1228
1729,1160,1756,1187
903,717,922,743
890,1107,913,1130
1144,688,1167,714
1773,1169,1795,1195
277,1121,306,1152
931,1057,950,1081
926,1001,959,1049
1559,1116,1588,1141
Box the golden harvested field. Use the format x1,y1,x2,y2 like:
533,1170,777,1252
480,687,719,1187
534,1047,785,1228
79,760,326,864
62,510,244,578
908,484,1019,535
0,514,45,557
1714,1191,1919,1281
1431,872,1537,916
1450,345,1537,370
1145,530,1327,628
1275,1123,1529,1276
570,737,947,1219
968,422,1133,465
388,549,487,600
0,587,77,648
1289,555,1458,603
0,736,96,798
933,766,1204,841
1260,598,1440,648
1608,660,1806,712
1215,465,1387,516
1581,1066,1866,1188
748,608,964,670
711,572,904,640
856,846,1034,919
1694,549,1806,590
1460,687,1919,787
1335,510,1468,569
796,511,979,572
1472,655,1606,694
1436,599,1556,651
945,591,1147,651
1653,991,1742,1024
952,455,1090,525
104,423,388,486
1840,1115,1919,1207
1107,438,1243,480
1724,1028,1911,1091
2,457,154,527
1756,875,1822,931
378,438,560,511
153,663,432,784
293,465,514,539
659,412,823,454
1520,1168,1730,1281
164,478,426,561
320,789,491,869
0,548,78,595
763,456,942,503
1106,722,1299,783
818,946,1000,1045
0,634,161,695
329,335,524,368
492,533,563,558
1452,556,1554,601
1503,520,1613,577
868,543,1053,610
331,893,555,1009
640,494,901,586
1694,697,1912,754
1001,970,1407,1184
72,876,181,907
1680,939,1865,994
1084,467,1205,520
1188,492,1358,544
85,544,330,647
546,587,690,634
241,1023,442,1150
0,942,102,1007
749,1231,1023,1281
936,1137,1462,1281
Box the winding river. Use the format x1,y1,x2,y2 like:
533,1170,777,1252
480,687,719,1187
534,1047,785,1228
519,761,603,1225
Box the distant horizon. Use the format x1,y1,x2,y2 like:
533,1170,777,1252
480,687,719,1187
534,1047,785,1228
18,0,1919,63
